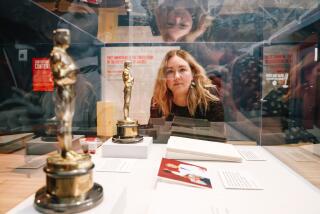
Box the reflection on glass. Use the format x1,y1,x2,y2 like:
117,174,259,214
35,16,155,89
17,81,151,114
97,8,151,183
0,0,319,146
171,116,226,142
262,44,319,145
0,1,102,135
157,0,213,42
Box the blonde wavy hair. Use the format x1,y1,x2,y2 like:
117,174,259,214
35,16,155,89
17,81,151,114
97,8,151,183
153,49,219,117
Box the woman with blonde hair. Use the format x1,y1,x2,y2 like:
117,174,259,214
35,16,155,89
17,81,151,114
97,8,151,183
151,49,224,122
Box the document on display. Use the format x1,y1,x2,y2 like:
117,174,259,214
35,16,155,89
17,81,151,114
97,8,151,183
166,136,242,162
218,170,263,190
95,158,136,173
211,206,231,214
157,158,212,189
237,149,267,161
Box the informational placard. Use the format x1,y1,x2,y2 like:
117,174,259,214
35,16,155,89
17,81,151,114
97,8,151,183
262,46,292,97
101,46,179,124
32,58,54,92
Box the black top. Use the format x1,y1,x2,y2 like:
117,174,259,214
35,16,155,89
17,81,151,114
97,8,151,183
150,99,224,122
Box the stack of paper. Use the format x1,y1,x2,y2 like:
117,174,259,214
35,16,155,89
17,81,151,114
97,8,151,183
166,136,242,162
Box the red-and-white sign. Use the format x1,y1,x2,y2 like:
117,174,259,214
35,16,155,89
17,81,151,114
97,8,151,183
32,58,54,92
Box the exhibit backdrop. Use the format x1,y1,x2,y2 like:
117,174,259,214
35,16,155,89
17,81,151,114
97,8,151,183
101,45,180,124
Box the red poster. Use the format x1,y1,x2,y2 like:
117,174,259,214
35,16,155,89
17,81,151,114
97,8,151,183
157,158,212,188
32,58,54,92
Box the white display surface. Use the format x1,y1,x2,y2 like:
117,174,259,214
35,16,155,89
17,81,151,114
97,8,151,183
7,185,126,214
9,145,320,214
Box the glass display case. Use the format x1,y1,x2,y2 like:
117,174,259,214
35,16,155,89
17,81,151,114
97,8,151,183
0,1,319,211
1,0,318,144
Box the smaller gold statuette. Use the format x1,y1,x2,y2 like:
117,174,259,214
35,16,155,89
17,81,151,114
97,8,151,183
112,61,143,143
34,29,103,213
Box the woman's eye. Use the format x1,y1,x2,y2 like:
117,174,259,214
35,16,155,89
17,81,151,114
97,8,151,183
179,23,189,29
166,70,174,75
179,68,187,73
166,22,175,28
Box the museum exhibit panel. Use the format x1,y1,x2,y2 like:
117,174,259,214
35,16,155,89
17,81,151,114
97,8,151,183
0,0,319,213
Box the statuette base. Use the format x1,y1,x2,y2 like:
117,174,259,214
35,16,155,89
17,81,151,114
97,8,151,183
113,119,143,144
34,183,103,213
112,135,144,144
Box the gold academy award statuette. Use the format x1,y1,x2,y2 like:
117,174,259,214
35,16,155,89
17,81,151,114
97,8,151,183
112,61,143,143
34,29,103,213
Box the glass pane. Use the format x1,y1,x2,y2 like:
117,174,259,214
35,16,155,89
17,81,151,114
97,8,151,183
262,0,319,41
261,2,320,146
0,1,103,135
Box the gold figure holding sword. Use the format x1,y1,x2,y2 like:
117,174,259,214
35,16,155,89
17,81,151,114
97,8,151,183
123,61,134,121
50,29,78,158
112,60,143,143
34,28,103,213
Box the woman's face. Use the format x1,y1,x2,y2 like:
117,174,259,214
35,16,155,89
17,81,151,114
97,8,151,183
165,8,193,41
165,55,193,97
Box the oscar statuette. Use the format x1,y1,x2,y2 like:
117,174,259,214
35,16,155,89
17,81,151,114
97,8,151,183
112,61,143,143
34,29,103,213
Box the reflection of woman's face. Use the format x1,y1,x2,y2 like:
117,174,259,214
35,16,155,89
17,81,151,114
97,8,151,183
166,8,193,41
165,55,193,98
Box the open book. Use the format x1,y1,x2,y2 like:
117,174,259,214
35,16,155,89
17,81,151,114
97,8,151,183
166,136,242,162
157,158,212,188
